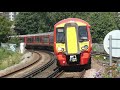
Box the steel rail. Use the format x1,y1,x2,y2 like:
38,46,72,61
79,69,86,78
21,51,56,78
47,68,64,78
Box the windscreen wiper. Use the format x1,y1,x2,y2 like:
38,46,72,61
79,37,88,42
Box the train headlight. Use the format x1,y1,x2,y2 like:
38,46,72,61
81,45,88,51
57,47,64,52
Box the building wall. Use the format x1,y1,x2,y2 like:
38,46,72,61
0,12,19,21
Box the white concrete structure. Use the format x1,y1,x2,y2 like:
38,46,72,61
20,43,25,54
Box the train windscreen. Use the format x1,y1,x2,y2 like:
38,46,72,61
78,26,88,41
56,28,65,43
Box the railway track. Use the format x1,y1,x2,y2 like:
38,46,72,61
22,51,56,78
47,68,86,78
1,50,56,78
2,51,107,78
47,67,64,78
79,69,86,78
26,51,115,78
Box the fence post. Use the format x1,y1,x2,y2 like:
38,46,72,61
109,35,112,77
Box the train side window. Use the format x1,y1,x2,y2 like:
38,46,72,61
43,36,49,43
50,36,53,43
31,37,33,43
27,37,33,43
78,26,88,41
35,36,40,43
27,38,30,43
56,27,65,43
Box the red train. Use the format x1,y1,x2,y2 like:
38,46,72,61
11,18,92,69
15,32,54,48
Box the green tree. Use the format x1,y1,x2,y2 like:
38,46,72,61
86,12,118,43
15,12,119,43
46,12,89,31
0,16,12,44
15,12,48,34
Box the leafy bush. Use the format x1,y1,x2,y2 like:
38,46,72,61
0,16,12,44
0,48,22,70
8,36,20,46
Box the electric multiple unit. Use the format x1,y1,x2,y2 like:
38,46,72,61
54,18,92,69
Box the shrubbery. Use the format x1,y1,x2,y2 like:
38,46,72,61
0,48,22,70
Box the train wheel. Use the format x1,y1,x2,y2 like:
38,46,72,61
85,57,91,70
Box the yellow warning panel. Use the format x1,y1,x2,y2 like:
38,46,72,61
66,27,78,54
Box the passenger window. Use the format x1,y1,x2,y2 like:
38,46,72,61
50,36,53,43
43,36,49,43
27,37,33,43
35,37,40,42
78,26,88,41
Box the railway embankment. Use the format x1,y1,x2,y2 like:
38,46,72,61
0,51,38,77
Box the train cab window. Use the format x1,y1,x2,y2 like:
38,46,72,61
78,26,88,42
56,28,65,43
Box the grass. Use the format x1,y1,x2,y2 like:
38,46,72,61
0,48,22,70
92,55,109,63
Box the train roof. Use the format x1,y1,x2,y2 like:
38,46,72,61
55,18,90,27
10,32,53,37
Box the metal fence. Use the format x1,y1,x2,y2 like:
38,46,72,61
92,43,105,53
1,43,16,52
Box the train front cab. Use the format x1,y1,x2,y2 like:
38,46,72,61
54,18,92,69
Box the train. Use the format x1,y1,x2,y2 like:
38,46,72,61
10,18,92,69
